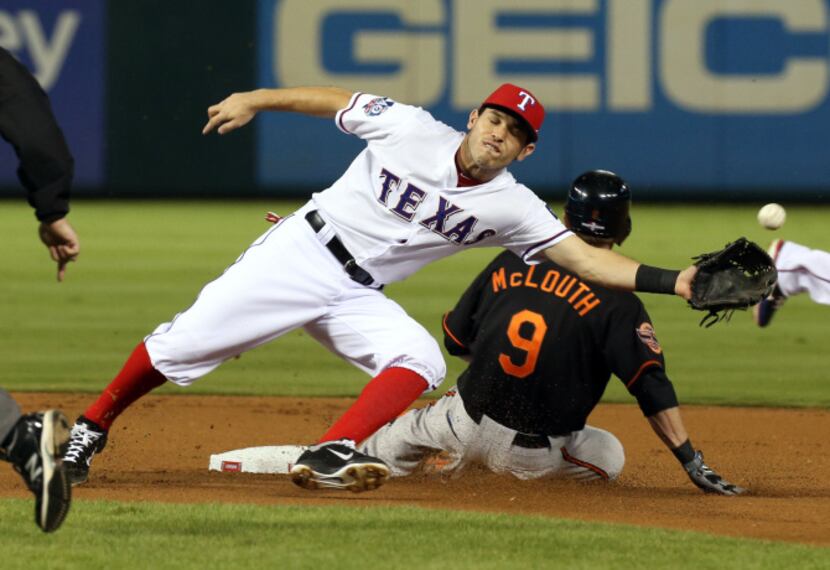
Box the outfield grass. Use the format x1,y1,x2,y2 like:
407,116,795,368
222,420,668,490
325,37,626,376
1,200,828,406
0,499,827,570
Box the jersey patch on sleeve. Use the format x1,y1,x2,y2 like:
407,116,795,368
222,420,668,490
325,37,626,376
363,97,395,116
636,322,662,354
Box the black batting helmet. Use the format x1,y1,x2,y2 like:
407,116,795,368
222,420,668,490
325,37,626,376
564,170,631,245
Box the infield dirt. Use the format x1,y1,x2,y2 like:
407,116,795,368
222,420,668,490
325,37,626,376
2,392,828,546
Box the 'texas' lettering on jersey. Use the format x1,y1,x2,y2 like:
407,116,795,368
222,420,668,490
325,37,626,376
491,265,601,317
377,168,497,245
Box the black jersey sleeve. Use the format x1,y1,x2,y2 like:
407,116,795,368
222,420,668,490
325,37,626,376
442,253,504,356
600,296,666,391
628,367,679,416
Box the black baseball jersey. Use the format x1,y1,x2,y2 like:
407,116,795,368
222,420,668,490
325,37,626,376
443,250,670,435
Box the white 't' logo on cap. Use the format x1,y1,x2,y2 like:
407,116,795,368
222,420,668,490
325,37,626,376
517,91,536,111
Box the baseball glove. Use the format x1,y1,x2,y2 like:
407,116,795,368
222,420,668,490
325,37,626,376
689,237,778,327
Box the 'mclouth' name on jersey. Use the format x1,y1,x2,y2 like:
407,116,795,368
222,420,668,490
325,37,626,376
491,263,602,317
378,167,495,246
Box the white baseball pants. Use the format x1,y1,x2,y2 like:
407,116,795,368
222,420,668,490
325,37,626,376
144,203,446,389
361,388,625,481
775,241,830,305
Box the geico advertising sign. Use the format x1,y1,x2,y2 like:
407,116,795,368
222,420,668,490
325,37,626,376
259,0,829,193
0,0,105,187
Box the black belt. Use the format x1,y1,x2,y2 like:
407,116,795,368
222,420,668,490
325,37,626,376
464,404,551,449
305,210,378,287
512,432,551,449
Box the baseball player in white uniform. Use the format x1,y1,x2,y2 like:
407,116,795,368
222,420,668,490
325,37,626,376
62,83,698,492
754,239,830,326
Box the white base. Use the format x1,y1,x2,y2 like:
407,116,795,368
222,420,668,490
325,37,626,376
208,445,307,474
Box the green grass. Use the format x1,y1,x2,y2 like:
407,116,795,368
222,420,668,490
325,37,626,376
0,200,828,406
0,499,827,570
2,200,829,568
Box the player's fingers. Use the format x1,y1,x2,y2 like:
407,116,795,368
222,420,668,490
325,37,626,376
217,121,235,135
57,260,67,282
202,113,225,135
48,245,60,262
57,244,79,262
217,119,242,135
62,241,80,258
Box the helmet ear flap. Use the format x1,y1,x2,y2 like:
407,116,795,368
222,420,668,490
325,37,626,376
615,216,632,246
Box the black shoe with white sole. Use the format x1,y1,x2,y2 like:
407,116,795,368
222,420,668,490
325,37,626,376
290,440,390,493
1,411,71,532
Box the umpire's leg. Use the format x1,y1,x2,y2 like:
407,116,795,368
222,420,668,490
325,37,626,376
0,388,23,445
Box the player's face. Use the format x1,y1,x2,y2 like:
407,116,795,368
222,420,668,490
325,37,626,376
465,108,536,171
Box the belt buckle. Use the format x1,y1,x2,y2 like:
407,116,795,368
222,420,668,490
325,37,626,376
345,260,374,286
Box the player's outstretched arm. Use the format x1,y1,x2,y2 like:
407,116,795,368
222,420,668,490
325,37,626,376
202,87,353,135
647,407,745,496
543,236,695,299
38,217,80,282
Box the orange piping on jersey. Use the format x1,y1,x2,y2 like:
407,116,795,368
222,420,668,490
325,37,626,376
560,447,609,480
442,312,466,348
492,268,507,292
626,359,662,388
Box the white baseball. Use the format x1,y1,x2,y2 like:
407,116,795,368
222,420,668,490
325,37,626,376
757,203,786,230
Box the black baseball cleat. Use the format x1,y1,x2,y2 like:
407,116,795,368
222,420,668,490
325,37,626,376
1,410,72,532
290,440,390,493
63,416,108,486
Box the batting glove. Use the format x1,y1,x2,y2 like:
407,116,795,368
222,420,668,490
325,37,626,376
683,451,746,496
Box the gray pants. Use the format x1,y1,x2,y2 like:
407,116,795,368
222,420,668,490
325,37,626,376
0,388,22,445
361,388,625,481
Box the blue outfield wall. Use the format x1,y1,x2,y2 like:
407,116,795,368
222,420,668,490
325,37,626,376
258,0,830,200
0,0,829,201
0,0,105,189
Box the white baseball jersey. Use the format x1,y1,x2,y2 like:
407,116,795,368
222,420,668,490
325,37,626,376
312,92,572,284
145,91,570,391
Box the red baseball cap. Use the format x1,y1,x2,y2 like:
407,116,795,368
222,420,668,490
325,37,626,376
481,83,544,142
